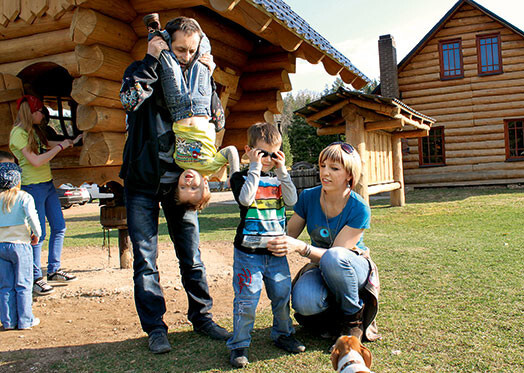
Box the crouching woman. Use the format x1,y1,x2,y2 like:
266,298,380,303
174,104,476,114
267,142,380,342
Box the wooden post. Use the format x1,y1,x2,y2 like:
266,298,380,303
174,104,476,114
343,105,368,203
391,137,405,206
118,229,132,269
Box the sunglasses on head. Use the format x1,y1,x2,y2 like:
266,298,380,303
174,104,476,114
257,149,278,159
330,141,355,154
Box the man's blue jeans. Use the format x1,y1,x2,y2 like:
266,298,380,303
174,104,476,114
125,184,213,335
226,248,294,350
292,247,370,316
22,181,66,279
0,242,34,329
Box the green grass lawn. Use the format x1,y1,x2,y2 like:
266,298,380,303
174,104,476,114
51,187,524,371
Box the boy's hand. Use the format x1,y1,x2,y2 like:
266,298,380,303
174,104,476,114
199,53,215,72
246,147,263,165
272,150,286,172
147,36,168,59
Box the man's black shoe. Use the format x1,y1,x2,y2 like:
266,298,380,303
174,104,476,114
274,334,306,353
194,320,232,341
230,348,249,368
148,330,172,354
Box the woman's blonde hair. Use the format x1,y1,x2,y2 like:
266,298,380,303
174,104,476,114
318,142,362,190
14,101,48,154
1,183,21,213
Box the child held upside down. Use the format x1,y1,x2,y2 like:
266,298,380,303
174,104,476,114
144,15,239,210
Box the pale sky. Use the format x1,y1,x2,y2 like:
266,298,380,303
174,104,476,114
284,0,524,93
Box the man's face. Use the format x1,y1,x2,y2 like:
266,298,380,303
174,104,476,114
171,30,201,68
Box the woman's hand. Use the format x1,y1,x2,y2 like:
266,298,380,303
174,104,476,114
267,235,306,257
30,234,39,245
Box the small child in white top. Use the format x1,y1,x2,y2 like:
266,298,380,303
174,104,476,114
0,157,41,330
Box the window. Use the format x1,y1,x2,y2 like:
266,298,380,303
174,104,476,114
43,96,80,141
439,39,463,79
504,119,524,161
419,127,445,166
477,33,502,75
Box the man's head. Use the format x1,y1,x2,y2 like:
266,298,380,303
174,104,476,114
0,150,15,163
165,17,203,68
176,169,211,211
246,122,282,172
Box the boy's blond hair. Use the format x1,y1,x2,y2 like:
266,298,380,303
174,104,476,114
247,122,281,147
319,142,362,190
174,186,211,211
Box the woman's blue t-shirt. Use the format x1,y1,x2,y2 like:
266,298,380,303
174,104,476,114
293,186,371,251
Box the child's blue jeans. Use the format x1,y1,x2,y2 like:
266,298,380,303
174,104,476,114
22,181,66,279
226,248,294,350
0,242,34,329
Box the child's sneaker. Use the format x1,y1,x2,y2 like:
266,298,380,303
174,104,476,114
33,278,54,296
230,348,249,368
274,334,306,353
19,318,40,330
47,270,77,283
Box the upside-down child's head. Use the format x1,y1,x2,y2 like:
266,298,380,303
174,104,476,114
246,122,282,172
176,169,211,211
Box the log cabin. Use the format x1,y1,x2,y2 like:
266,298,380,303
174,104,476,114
375,0,524,187
295,87,434,207
0,0,371,187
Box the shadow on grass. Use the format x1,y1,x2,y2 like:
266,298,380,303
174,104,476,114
0,326,333,373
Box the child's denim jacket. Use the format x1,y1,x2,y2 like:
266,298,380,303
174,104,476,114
158,34,213,122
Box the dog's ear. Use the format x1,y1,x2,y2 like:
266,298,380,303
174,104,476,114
330,344,341,370
359,342,373,369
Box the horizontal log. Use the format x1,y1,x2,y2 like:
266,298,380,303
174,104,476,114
445,124,503,136
221,128,247,151
294,42,325,65
130,0,205,13
230,90,283,113
317,125,345,136
433,107,524,123
240,69,292,92
446,132,504,144
70,8,137,52
75,0,137,23
445,155,506,165
365,119,402,132
446,148,505,158
131,8,254,53
368,182,401,195
406,178,524,188
76,44,133,81
393,129,429,139
244,53,296,73
51,165,121,186
226,110,274,129
446,139,504,151
0,28,75,64
213,67,240,92
71,76,122,108
0,51,79,78
76,105,126,132
0,11,72,40
79,131,124,166
49,146,82,169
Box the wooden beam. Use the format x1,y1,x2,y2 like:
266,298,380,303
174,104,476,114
208,0,240,12
75,0,137,23
294,43,324,64
75,44,133,82
322,56,343,76
365,119,403,132
244,53,296,73
76,105,126,132
231,90,283,113
240,69,291,92
394,114,430,131
0,11,72,40
236,0,272,33
130,0,205,13
348,97,400,117
71,76,122,108
393,129,430,139
317,125,345,136
390,137,405,206
0,51,79,77
368,182,401,195
306,100,348,123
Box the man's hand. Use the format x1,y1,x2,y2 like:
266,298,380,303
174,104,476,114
199,53,215,72
147,36,169,59
30,234,38,245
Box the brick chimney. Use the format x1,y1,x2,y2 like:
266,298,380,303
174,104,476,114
378,34,399,98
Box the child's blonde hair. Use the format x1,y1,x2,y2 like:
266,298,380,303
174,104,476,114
319,142,362,190
174,186,211,211
14,101,48,154
1,184,21,213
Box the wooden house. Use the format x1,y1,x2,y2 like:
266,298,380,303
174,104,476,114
376,0,524,187
0,0,370,187
295,88,434,206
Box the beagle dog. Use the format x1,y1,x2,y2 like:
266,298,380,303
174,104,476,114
330,335,373,373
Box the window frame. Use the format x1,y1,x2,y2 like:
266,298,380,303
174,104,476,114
418,126,446,167
438,38,464,80
476,33,503,76
43,96,80,140
504,118,524,161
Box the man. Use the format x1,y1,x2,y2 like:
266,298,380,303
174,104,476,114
119,17,231,354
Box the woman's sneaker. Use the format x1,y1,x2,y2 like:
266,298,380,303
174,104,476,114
19,318,40,330
47,270,77,283
33,278,54,296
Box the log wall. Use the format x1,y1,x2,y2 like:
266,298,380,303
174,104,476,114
398,3,524,186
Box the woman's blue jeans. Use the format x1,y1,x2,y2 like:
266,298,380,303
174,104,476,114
125,184,213,335
292,247,370,317
226,248,294,350
22,181,66,279
0,242,34,329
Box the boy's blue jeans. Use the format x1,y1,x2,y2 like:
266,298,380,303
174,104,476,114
226,248,294,350
22,181,66,279
291,247,370,317
125,184,213,335
0,242,34,329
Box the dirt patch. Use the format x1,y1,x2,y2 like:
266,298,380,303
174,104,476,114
0,193,310,371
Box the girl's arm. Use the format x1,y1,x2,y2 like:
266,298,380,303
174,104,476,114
21,138,72,168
